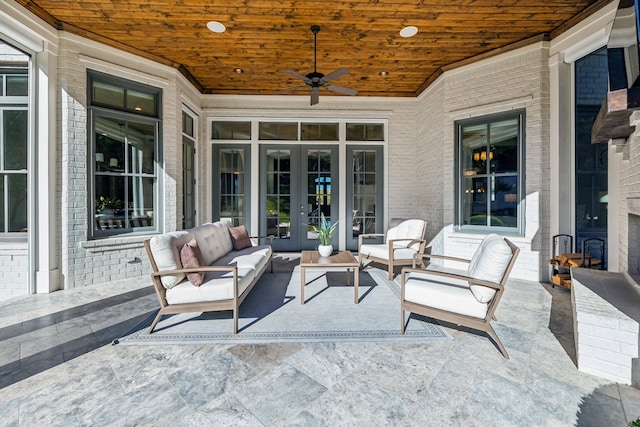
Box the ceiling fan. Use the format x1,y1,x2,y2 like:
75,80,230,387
275,25,358,105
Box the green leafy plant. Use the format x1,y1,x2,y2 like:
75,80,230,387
629,417,640,427
312,212,339,246
95,196,123,212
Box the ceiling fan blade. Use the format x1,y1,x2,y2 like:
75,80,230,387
283,70,311,83
322,67,350,82
310,87,320,105
325,85,358,96
274,86,308,94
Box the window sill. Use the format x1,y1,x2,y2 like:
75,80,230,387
81,233,158,253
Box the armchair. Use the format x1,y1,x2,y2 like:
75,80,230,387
358,219,427,279
400,234,519,358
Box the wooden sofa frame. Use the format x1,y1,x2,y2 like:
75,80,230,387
143,237,272,334
400,237,520,359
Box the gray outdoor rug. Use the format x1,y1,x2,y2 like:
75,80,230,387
115,265,452,345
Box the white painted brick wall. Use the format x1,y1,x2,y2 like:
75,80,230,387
416,43,551,281
572,274,639,385
0,244,28,300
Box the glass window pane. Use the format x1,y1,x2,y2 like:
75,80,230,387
462,177,488,226
182,112,194,137
0,177,4,231
490,118,518,174
127,122,155,174
127,176,154,227
94,176,126,230
259,122,297,140
490,176,518,228
8,174,27,232
95,116,126,172
462,123,488,177
300,123,338,140
6,75,28,96
346,123,384,141
3,110,28,170
127,89,156,116
212,121,251,140
92,82,125,109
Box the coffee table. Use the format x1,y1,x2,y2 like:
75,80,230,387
299,250,360,304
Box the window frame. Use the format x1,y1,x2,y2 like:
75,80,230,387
0,64,29,235
454,109,525,235
87,70,162,239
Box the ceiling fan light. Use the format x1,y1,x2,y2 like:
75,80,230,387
400,26,418,38
207,21,226,33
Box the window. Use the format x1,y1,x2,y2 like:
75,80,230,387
212,121,250,140
182,110,196,229
456,111,524,232
0,43,29,234
89,71,161,236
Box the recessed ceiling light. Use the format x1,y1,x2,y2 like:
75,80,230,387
233,68,244,74
379,71,389,76
207,21,226,33
400,26,418,38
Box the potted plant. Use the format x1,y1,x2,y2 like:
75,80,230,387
95,196,123,216
312,212,339,257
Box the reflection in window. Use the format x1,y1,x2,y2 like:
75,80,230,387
266,149,291,238
457,112,523,231
89,71,160,236
0,42,29,233
352,150,378,236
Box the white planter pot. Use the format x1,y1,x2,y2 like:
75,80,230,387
318,244,333,257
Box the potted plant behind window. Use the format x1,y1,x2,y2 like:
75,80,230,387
312,212,339,257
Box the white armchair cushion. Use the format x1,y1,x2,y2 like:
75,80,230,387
404,272,488,319
359,243,417,261
467,234,513,303
149,231,194,289
386,219,425,250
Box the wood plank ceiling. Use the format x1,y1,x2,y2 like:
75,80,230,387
15,0,612,98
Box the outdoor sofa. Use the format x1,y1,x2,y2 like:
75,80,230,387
144,221,273,334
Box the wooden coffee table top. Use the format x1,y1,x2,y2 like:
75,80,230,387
300,250,359,267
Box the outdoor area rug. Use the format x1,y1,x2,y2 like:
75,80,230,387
115,264,452,345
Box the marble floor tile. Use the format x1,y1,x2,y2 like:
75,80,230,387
0,262,637,426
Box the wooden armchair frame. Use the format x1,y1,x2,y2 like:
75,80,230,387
358,220,428,280
400,237,519,359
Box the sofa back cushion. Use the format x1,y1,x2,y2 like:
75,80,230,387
148,230,194,289
467,234,513,303
386,219,425,250
191,222,233,265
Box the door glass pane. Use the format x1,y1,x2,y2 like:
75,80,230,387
266,149,291,238
3,110,27,170
92,82,125,109
306,149,332,240
126,89,156,116
219,148,246,226
6,75,28,96
462,123,487,176
259,122,297,140
351,149,377,238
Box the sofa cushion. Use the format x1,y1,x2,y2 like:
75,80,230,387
180,239,205,286
228,225,252,251
165,266,257,305
467,234,513,303
191,222,233,265
149,230,194,289
404,272,488,319
214,244,272,273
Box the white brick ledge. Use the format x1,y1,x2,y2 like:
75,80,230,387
571,268,640,385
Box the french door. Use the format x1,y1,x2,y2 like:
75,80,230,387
260,144,338,251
